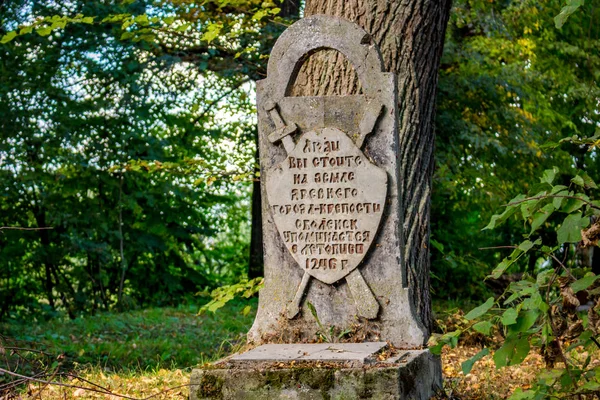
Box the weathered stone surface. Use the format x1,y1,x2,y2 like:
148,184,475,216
266,127,387,286
229,342,388,367
250,14,426,348
189,349,442,400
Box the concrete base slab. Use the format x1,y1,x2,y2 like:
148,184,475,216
190,344,441,400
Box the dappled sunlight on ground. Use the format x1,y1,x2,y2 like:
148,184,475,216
22,368,189,399
441,345,544,399
20,345,549,399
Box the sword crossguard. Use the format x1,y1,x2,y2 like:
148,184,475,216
265,101,297,153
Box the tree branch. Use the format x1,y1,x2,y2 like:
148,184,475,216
0,367,195,400
0,226,53,231
505,194,600,211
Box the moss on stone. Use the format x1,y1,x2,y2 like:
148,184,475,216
197,373,224,399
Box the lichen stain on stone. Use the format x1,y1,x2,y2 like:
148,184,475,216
261,367,335,399
197,374,224,399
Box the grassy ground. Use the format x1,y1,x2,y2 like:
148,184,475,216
0,299,556,399
1,299,256,372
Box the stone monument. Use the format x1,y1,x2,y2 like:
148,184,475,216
190,15,441,400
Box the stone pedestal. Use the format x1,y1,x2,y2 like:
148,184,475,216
190,343,441,400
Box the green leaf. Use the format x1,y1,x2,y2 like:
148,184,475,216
465,297,494,320
536,269,554,286
306,301,322,329
82,17,94,24
431,331,461,355
507,194,527,206
461,347,489,375
483,196,524,230
540,141,560,150
581,381,600,391
582,172,598,189
571,275,599,293
102,14,127,23
538,368,563,385
493,337,530,368
429,341,444,355
134,14,149,25
490,245,530,279
554,0,585,29
520,195,543,219
551,185,568,194
0,31,17,44
207,299,225,313
509,310,539,333
19,26,33,35
472,321,493,336
552,190,568,209
202,23,223,43
490,258,512,280
241,305,251,316
508,388,536,400
252,9,269,20
557,213,589,244
531,203,555,233
541,167,559,185
561,192,589,213
571,175,585,187
51,20,67,30
501,308,518,326
176,23,190,32
430,238,444,253
523,291,549,313
518,240,534,252
121,31,135,40
36,27,53,36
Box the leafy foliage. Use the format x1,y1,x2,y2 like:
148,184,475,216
198,277,263,314
431,0,600,302
0,0,282,319
431,134,600,398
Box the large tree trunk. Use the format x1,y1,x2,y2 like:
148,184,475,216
292,0,452,333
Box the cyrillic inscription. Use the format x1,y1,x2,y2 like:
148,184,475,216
266,127,387,285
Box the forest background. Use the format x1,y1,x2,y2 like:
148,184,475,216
0,0,599,398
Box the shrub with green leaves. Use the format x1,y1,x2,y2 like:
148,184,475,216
431,133,600,399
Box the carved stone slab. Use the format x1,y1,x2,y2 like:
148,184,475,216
248,15,427,348
229,342,388,366
266,127,387,285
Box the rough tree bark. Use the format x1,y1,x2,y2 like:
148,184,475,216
291,0,452,333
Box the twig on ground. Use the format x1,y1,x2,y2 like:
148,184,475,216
0,367,194,400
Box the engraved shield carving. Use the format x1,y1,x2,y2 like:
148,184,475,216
266,127,387,285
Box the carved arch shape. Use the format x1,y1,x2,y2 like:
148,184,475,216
266,15,385,99
285,47,364,96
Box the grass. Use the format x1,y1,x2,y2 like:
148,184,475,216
1,298,257,372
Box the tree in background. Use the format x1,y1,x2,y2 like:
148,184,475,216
431,0,600,300
0,0,265,318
